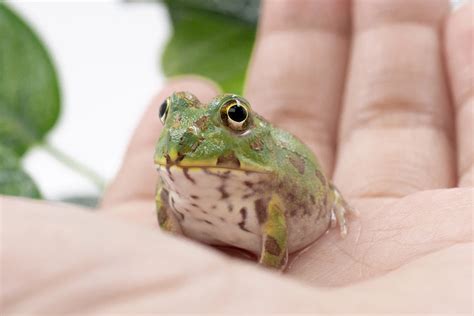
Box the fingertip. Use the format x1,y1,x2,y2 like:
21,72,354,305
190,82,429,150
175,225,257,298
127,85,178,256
156,75,222,105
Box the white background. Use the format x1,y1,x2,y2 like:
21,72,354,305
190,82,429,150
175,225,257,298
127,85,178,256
11,0,467,201
11,1,170,200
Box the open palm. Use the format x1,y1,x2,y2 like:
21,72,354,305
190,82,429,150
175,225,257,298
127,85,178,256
103,0,472,286
3,0,472,313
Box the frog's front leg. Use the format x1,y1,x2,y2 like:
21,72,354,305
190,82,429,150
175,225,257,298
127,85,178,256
258,194,288,270
156,186,183,234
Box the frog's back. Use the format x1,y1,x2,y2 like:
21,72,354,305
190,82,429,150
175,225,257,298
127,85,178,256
269,126,334,251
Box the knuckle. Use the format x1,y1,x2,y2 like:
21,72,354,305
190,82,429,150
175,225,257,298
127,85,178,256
341,97,454,144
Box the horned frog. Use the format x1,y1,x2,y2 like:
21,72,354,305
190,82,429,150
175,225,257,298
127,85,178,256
154,92,353,270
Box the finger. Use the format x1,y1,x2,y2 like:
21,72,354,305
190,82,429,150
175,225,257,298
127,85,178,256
445,3,474,187
334,0,455,198
245,0,351,174
100,77,219,208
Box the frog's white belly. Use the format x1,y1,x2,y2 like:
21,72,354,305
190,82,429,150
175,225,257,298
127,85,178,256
158,165,272,254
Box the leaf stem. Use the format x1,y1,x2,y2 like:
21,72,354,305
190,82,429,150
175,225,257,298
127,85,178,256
42,142,106,191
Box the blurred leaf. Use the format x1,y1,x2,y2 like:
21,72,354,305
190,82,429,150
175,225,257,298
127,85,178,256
61,195,99,208
165,0,260,23
0,3,60,156
162,0,259,94
0,145,41,198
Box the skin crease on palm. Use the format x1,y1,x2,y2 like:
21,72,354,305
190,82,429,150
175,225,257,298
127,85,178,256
1,0,473,314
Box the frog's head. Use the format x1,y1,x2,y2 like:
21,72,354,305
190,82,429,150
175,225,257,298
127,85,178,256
154,92,274,172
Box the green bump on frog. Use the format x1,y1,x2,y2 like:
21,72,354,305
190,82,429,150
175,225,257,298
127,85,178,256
154,92,354,270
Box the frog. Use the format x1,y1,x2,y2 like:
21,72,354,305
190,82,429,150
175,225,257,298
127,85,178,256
154,91,354,270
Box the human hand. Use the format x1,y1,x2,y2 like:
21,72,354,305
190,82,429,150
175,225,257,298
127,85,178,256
104,0,473,285
2,0,472,313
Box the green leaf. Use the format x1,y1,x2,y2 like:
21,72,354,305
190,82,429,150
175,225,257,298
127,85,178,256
162,0,258,94
0,145,41,198
0,3,60,156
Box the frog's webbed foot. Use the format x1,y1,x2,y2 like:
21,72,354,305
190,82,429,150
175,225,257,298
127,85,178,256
329,183,357,238
258,194,288,271
156,187,183,234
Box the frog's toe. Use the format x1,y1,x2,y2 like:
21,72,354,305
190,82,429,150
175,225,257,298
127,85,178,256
333,203,349,238
330,185,355,238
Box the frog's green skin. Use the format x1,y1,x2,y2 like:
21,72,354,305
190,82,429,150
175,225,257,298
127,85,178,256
154,92,352,270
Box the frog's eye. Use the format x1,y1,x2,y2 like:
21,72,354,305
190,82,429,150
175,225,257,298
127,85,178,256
159,98,169,124
221,99,249,131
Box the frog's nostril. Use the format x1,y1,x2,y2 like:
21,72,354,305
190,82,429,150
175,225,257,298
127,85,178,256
194,115,210,131
165,154,172,166
178,130,203,156
187,125,199,135
176,152,186,163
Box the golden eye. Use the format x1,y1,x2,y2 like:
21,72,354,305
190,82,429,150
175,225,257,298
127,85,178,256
159,98,169,124
221,99,249,131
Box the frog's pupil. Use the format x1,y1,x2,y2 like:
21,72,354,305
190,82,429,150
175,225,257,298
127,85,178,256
159,100,167,119
228,105,247,122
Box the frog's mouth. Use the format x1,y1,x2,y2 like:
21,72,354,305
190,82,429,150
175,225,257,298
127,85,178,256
155,153,268,174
